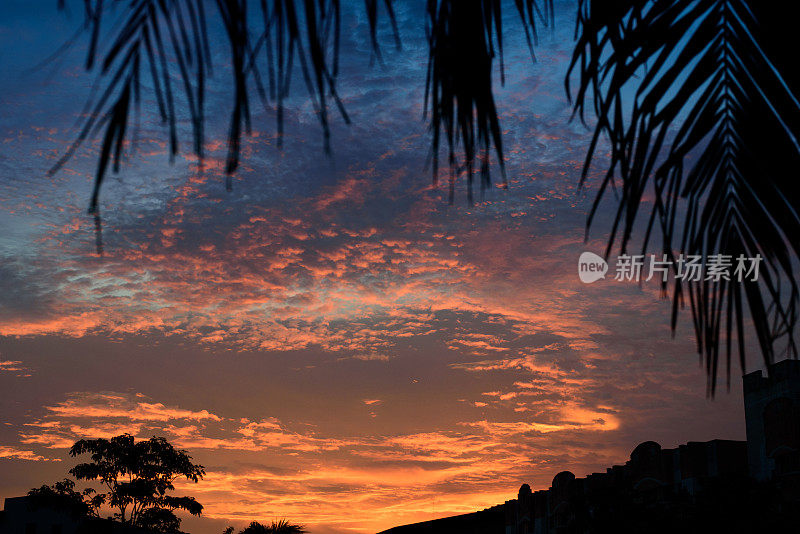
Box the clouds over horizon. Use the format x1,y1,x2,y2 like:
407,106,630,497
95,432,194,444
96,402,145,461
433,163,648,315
9,387,631,531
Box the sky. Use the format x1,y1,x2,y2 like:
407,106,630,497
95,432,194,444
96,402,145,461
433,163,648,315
0,2,758,533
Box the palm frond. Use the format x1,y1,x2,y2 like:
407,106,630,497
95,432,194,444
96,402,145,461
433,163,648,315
238,519,306,534
568,0,800,391
52,0,406,250
365,0,401,62
50,0,210,250
424,0,552,203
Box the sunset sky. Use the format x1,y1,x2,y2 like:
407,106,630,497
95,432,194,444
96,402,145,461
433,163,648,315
0,2,758,533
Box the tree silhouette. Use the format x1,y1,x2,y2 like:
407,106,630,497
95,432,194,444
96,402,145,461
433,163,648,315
28,478,103,519
46,1,799,387
67,433,205,531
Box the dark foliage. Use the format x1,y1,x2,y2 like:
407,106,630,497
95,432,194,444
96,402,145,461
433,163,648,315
567,0,800,391
226,519,306,534
69,433,205,531
28,478,103,519
50,1,552,234
51,0,210,214
49,0,395,221
424,0,553,202
136,506,184,532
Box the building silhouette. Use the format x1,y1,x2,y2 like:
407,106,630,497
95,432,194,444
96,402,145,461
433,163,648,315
380,359,800,534
744,359,800,481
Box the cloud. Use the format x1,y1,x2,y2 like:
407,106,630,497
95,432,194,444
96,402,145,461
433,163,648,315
44,392,222,422
0,359,32,377
19,392,220,449
0,446,60,462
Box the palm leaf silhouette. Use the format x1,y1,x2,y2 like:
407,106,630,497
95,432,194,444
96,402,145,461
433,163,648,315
424,0,553,202
49,0,552,246
50,0,400,218
46,1,797,388
568,0,800,391
50,0,212,252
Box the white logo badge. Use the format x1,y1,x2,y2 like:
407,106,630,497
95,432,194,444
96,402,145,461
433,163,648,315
578,252,608,283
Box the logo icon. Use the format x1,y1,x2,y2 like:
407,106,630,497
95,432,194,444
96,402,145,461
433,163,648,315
578,252,608,283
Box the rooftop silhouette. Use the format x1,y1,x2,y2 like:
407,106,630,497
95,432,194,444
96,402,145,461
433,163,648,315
380,359,800,534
